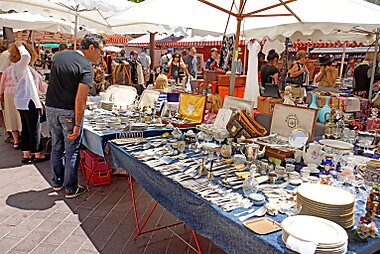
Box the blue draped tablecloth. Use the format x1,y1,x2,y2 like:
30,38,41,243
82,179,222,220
108,142,380,254
82,126,122,156
82,125,191,157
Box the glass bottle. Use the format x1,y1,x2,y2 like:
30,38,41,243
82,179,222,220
318,96,331,123
309,93,318,109
243,169,259,199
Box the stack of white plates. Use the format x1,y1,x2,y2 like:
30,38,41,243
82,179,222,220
282,215,348,254
100,101,114,111
296,184,355,228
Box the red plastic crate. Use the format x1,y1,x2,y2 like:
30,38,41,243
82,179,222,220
83,163,112,186
80,149,103,170
80,149,111,186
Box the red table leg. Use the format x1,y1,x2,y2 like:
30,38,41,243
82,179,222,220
192,230,203,254
129,175,185,241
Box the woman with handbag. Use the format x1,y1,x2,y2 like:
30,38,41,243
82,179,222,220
167,53,189,83
10,41,47,163
287,50,309,86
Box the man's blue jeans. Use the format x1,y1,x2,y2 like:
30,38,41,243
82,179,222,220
46,106,81,193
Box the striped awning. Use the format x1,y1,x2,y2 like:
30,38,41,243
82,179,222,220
14,30,128,46
292,40,365,49
102,34,128,45
128,34,246,48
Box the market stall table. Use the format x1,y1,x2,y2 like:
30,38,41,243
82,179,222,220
108,140,380,254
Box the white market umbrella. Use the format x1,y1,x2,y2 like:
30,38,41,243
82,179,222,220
112,0,380,37
0,0,135,33
0,12,73,33
0,0,136,49
245,22,378,43
0,0,189,41
112,0,380,95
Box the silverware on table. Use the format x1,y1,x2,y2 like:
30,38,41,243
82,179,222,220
234,208,256,217
238,207,267,222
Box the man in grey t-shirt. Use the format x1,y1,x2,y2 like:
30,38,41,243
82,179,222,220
46,33,104,199
185,47,198,78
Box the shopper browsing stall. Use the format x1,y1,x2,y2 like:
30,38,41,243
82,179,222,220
138,48,151,80
203,94,222,124
314,54,339,88
205,48,222,71
46,33,104,199
161,48,173,73
153,74,170,92
287,50,309,86
260,49,280,85
185,47,198,78
152,74,170,111
167,53,189,82
10,42,47,163
0,41,13,143
353,52,372,98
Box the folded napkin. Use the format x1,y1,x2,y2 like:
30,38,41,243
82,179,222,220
286,235,318,254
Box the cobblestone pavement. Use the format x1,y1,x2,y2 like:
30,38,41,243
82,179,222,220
0,130,226,254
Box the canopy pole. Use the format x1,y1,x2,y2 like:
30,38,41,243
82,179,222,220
243,43,247,75
73,6,79,50
339,42,346,80
369,28,379,102
149,32,156,71
229,17,242,96
229,0,245,96
285,37,289,74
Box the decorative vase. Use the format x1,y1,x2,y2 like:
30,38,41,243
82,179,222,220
318,96,331,123
309,93,318,109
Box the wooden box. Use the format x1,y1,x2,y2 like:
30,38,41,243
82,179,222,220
204,70,224,82
217,75,247,101
254,136,295,161
257,97,283,115
217,75,247,87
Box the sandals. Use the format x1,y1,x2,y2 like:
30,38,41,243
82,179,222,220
21,157,32,164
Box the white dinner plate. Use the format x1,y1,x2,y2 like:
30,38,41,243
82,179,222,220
318,139,354,150
282,215,348,245
297,184,355,206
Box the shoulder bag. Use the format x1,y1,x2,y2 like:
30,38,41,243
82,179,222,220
286,63,304,86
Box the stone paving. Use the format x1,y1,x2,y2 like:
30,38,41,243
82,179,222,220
0,130,226,254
